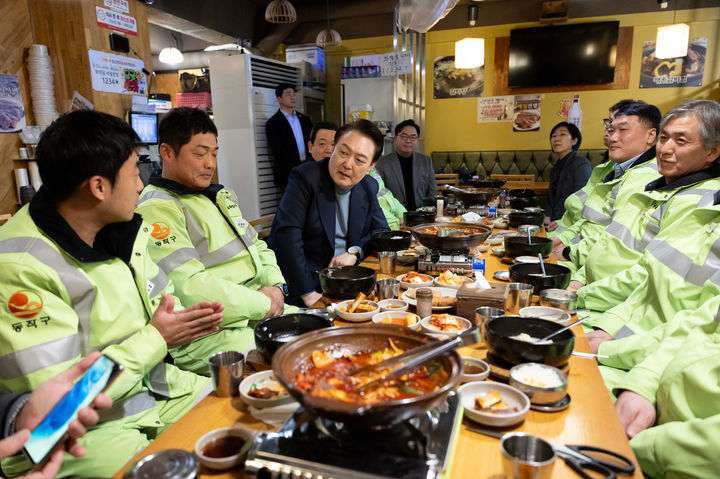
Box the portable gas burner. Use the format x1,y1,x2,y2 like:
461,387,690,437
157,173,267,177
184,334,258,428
245,391,462,479
418,251,473,275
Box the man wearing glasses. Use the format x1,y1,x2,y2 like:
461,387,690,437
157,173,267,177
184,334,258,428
375,119,437,210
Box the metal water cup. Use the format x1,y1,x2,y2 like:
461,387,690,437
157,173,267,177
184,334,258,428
377,278,400,300
378,251,397,275
208,351,244,397
505,283,533,314
500,432,556,479
475,306,505,336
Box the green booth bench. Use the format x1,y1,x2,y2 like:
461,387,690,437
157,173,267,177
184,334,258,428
432,149,607,182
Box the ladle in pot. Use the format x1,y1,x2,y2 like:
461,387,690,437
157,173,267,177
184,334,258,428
350,327,482,392
538,253,546,276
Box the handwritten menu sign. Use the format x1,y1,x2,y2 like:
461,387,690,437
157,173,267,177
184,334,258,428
381,51,413,76
88,50,146,95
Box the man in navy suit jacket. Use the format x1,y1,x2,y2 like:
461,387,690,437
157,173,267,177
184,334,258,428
268,120,389,306
265,83,313,188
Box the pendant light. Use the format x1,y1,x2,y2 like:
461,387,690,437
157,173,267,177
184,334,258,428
454,4,483,68
159,33,184,65
656,24,689,59
655,0,689,59
265,0,297,24
316,0,341,48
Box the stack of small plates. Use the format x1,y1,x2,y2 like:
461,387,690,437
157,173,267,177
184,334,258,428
27,44,59,129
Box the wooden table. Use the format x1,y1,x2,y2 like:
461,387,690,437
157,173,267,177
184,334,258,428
115,227,642,479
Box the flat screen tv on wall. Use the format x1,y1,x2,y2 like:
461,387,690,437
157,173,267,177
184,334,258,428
508,21,619,88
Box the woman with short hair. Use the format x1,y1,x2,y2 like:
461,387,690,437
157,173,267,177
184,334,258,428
544,122,591,231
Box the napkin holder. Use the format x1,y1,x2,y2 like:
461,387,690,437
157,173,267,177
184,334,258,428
456,282,507,322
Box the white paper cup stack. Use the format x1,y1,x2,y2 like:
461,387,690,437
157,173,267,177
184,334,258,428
27,44,59,129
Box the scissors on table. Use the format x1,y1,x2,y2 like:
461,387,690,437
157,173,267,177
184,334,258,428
468,427,636,479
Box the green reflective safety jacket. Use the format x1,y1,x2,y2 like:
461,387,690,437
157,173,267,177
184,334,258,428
549,158,614,236
564,157,661,283
618,306,720,478
137,179,293,373
579,201,720,338
575,165,720,290
370,167,406,230
0,201,202,400
553,148,657,250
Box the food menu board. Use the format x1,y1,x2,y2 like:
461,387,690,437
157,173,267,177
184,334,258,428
513,94,542,132
639,37,706,88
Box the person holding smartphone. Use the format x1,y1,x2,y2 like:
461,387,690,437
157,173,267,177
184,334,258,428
0,352,112,478
0,110,223,477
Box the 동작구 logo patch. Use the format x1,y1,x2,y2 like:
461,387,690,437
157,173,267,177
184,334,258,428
8,290,43,319
151,222,170,240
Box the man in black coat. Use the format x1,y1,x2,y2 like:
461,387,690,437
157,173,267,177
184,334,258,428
265,83,313,188
268,120,389,306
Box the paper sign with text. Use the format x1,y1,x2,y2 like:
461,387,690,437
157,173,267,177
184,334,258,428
96,6,137,35
381,51,413,76
104,0,129,13
88,50,146,95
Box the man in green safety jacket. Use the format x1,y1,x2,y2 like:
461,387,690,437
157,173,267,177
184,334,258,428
610,291,720,477
581,100,720,352
548,100,636,237
306,121,406,230
136,108,294,375
552,101,662,285
578,195,720,348
0,111,223,477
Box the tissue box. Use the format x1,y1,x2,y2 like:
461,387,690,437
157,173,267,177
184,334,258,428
456,282,507,322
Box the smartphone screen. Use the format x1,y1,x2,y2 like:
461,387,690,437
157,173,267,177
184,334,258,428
23,355,123,464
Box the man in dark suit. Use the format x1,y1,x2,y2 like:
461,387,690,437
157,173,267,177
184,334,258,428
265,83,313,187
268,119,389,306
375,119,437,210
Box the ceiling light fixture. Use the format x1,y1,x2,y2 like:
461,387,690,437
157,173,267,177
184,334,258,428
655,1,689,59
656,23,689,58
316,0,342,48
454,5,483,68
455,38,484,68
159,33,184,65
265,0,297,24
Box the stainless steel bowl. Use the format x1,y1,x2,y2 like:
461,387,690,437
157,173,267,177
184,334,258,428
539,289,579,311
509,363,568,404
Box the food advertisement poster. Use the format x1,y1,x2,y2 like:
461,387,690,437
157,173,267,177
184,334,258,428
639,37,706,88
88,50,146,95
0,75,26,133
477,96,514,123
513,94,541,132
433,56,484,99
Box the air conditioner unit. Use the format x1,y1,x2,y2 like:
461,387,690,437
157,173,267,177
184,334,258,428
209,53,302,219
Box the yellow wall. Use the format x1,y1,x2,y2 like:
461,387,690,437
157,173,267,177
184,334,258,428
325,7,720,154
